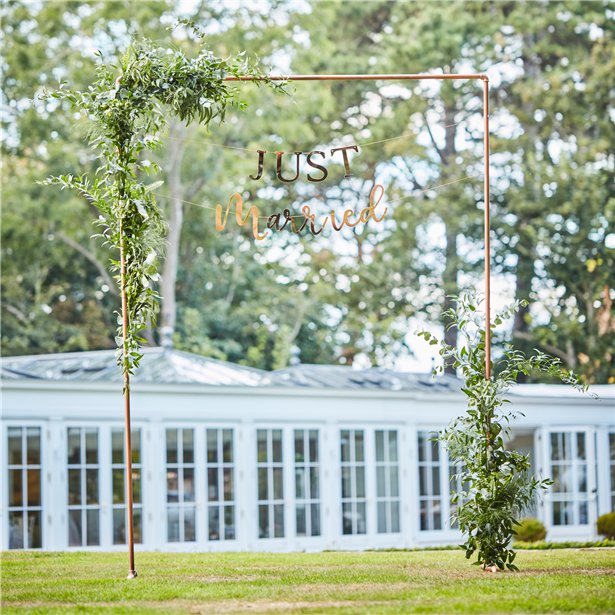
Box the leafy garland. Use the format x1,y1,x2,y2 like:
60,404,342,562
420,292,586,570
43,39,283,376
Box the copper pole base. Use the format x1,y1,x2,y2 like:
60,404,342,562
127,570,138,579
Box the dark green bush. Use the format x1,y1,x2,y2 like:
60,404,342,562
596,512,615,539
514,518,547,542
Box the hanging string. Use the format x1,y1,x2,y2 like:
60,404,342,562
152,174,476,221
161,119,464,153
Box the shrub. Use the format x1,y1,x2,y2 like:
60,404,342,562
514,518,546,542
420,292,585,571
596,512,615,539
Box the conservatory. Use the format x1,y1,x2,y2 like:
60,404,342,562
1,347,613,552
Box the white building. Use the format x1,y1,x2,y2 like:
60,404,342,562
1,347,614,552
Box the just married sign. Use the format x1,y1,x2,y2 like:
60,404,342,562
214,144,388,240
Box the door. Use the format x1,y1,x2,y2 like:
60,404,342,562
541,428,597,539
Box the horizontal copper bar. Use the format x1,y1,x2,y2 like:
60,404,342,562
225,74,487,82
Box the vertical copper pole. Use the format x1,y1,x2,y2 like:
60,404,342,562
482,76,491,379
120,230,137,579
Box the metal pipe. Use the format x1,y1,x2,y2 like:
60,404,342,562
483,78,491,380
224,73,486,82
120,230,137,579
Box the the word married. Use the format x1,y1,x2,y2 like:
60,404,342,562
215,184,387,241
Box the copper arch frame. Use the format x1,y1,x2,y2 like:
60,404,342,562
122,72,491,577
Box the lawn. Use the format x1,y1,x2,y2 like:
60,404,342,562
2,549,614,614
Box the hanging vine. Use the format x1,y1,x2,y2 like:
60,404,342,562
43,38,284,375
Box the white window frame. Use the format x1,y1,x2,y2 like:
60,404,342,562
205,427,236,542
375,429,401,534
66,426,100,547
110,427,143,546
293,428,321,538
165,427,197,543
256,428,285,539
6,426,44,550
539,426,597,538
416,429,462,541
340,428,367,536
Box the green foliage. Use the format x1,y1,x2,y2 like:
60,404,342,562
514,518,547,543
419,292,586,570
41,37,282,376
596,512,615,539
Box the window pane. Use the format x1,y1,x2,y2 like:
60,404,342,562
166,429,178,464
342,502,353,534
132,469,142,504
9,511,24,549
258,505,269,538
222,430,233,463
390,466,399,498
183,429,194,464
309,467,319,499
309,431,318,462
341,467,352,499
113,508,125,545
258,468,268,501
272,430,283,463
418,432,426,462
376,467,386,498
356,502,367,534
131,430,141,465
273,504,284,537
432,467,440,496
295,468,306,499
577,433,586,460
375,431,384,462
355,467,366,498
86,509,100,545
26,511,42,548
377,502,387,533
295,430,304,462
273,468,284,500
296,504,307,536
8,428,22,465
310,504,320,536
208,468,219,502
85,429,98,464
257,430,267,463
113,469,124,504
183,468,195,502
388,431,398,462
207,430,218,463
224,506,235,540
391,502,400,533
183,506,197,540
341,431,350,462
223,468,233,501
26,428,40,465
430,436,439,462
27,469,41,506
134,508,143,544
355,431,364,462
167,507,180,542
67,429,81,465
167,470,178,503
86,469,98,505
9,470,22,507
209,506,220,540
112,430,124,464
68,469,81,505
68,510,82,546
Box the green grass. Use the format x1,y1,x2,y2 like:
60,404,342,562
2,549,614,614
